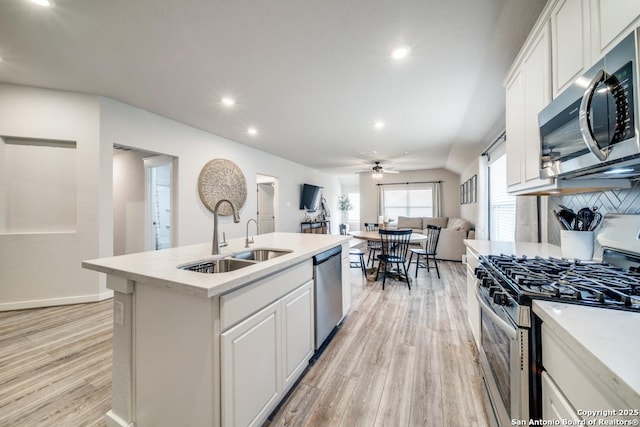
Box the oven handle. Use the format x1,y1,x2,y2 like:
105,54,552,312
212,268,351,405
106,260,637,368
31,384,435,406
474,283,517,340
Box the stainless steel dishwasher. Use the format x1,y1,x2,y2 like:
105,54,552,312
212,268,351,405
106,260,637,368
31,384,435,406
313,245,343,350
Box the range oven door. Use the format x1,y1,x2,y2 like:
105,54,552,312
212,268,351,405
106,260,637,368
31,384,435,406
475,286,529,426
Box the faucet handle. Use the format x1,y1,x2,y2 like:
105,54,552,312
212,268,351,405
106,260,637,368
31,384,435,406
220,232,228,248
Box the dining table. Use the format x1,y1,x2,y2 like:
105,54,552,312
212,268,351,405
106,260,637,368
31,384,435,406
349,229,428,244
349,229,428,282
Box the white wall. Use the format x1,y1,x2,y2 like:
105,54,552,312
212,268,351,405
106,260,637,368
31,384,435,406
358,168,461,228
0,84,342,310
113,150,148,255
100,98,342,245
0,84,110,310
460,159,480,228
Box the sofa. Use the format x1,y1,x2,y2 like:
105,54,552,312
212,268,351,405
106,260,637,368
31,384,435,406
396,216,475,261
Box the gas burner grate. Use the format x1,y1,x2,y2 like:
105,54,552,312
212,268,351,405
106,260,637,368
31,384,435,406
480,254,640,311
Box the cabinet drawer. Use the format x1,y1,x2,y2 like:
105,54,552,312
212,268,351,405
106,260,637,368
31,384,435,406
541,323,633,420
221,260,313,331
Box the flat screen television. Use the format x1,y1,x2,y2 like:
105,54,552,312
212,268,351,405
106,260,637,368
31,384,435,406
299,183,323,211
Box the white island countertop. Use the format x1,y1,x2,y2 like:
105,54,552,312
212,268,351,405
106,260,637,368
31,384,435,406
533,300,640,409
464,239,562,258
83,232,350,298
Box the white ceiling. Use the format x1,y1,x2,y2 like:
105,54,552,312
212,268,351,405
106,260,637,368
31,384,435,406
0,0,546,176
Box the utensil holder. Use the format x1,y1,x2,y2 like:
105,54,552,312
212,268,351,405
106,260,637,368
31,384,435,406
560,230,594,261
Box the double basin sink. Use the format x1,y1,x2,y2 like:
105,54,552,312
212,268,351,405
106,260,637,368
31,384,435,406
178,248,292,274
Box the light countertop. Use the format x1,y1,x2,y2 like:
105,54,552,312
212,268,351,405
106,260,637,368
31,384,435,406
83,232,350,298
464,239,563,258
533,300,640,408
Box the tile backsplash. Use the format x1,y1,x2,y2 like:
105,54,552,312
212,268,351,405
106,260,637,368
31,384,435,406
547,178,640,246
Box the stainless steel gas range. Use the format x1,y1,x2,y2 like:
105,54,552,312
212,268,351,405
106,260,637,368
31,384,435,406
473,214,640,426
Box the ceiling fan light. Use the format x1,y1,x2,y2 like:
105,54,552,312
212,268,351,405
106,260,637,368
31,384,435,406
391,45,411,60
30,0,53,7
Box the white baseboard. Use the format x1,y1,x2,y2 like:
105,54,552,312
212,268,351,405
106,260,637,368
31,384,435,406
0,290,114,311
105,410,133,427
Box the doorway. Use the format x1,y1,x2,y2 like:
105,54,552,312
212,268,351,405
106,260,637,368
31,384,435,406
145,155,174,250
256,174,278,234
113,146,176,255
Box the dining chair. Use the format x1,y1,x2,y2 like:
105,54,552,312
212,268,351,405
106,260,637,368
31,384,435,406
408,225,441,278
376,228,412,290
364,222,382,267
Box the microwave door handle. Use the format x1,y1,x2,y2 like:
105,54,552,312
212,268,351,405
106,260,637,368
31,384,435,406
579,69,610,161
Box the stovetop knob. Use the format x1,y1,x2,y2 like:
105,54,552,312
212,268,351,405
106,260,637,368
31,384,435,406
488,286,500,296
493,291,509,306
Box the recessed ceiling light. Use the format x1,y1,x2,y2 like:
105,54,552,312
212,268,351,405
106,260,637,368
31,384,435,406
221,97,235,107
30,0,53,7
374,121,385,130
391,45,411,60
247,127,258,136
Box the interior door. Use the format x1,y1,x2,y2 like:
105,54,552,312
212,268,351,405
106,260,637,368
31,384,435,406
257,182,275,234
144,155,173,250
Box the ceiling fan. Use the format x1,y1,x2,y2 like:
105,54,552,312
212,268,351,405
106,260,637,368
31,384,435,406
370,161,398,178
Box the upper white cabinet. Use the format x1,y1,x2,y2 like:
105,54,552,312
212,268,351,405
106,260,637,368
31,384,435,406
505,23,553,192
597,0,640,54
551,0,592,96
504,0,640,195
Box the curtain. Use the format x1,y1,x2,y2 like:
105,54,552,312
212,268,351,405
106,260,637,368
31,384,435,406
433,182,442,217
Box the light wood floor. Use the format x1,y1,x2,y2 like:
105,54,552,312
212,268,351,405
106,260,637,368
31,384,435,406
0,258,491,427
267,259,492,427
0,299,112,426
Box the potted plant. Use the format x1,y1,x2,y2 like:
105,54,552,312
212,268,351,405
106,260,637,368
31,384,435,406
337,194,353,235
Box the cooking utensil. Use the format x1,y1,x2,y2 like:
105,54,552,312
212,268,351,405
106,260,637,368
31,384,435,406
553,209,571,230
577,207,595,231
589,208,603,231
557,207,577,230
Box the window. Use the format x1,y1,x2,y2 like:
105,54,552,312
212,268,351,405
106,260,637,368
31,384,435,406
382,185,433,220
488,154,515,241
347,192,360,222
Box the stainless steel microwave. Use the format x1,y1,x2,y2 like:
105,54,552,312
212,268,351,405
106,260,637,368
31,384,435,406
538,29,640,180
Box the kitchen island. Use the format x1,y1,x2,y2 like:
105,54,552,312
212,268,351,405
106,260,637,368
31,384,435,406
83,232,350,427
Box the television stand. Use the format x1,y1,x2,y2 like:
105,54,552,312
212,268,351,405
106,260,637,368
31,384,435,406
300,220,330,234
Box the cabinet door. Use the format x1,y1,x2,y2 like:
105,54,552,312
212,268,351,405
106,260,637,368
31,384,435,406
465,249,480,349
221,300,281,427
523,23,552,185
541,371,581,421
551,0,591,96
597,0,640,53
505,69,525,188
281,281,314,391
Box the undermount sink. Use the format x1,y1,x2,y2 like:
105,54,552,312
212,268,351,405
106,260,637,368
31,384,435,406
178,258,257,274
231,248,293,262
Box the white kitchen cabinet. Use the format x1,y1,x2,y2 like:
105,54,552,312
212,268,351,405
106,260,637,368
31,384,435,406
541,371,581,422
281,281,314,392
596,0,640,54
551,0,592,96
541,322,639,424
465,247,480,349
221,279,314,427
221,300,281,427
505,22,553,193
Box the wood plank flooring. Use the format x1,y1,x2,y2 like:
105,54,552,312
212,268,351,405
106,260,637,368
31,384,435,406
0,299,112,426
267,259,492,427
0,257,491,427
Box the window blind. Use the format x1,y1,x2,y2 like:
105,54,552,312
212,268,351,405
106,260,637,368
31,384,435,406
488,154,516,241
